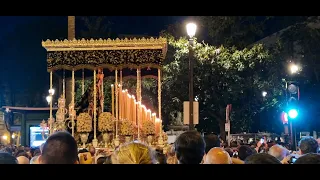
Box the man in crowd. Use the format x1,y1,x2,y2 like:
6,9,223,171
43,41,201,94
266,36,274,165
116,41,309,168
203,133,220,161
268,144,289,161
0,151,18,164
244,153,281,164
174,131,206,164
203,147,232,164
17,156,30,164
298,136,318,155
39,131,78,164
294,153,320,164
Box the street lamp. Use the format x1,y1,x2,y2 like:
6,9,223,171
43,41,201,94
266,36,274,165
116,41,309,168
46,95,52,104
262,91,267,97
289,63,299,74
48,88,55,96
186,22,197,131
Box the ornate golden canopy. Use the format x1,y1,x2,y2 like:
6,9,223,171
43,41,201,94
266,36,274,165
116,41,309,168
42,37,168,72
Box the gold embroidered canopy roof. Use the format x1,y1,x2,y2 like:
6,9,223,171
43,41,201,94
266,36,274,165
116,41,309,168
42,37,168,72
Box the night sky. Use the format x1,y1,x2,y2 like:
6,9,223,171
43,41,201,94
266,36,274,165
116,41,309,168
0,16,188,106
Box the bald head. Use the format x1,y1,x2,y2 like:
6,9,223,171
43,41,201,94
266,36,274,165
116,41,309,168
204,147,232,164
17,156,30,164
268,144,289,161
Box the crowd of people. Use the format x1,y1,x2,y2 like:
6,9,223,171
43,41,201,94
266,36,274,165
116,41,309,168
0,130,320,164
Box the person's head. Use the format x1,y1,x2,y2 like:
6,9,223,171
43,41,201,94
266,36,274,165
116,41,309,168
203,147,232,164
113,142,155,164
298,136,318,155
224,147,234,157
204,134,220,154
268,144,289,161
0,151,18,164
33,149,41,157
30,156,40,164
17,156,30,164
294,153,320,164
40,143,44,153
174,131,206,164
104,155,112,164
155,151,167,164
96,155,107,164
16,152,29,159
244,153,281,164
238,145,256,161
39,131,78,164
89,146,95,156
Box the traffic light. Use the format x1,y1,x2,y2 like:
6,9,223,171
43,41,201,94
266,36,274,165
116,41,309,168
286,82,299,119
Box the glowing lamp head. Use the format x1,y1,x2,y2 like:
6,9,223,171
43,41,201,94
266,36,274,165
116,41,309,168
290,64,299,74
186,23,197,38
46,95,52,103
262,91,267,97
2,135,7,140
48,88,55,95
288,109,298,119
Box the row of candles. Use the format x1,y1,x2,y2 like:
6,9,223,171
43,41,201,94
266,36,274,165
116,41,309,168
111,84,162,136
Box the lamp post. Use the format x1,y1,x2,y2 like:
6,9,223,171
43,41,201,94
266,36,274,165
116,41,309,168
186,22,197,131
46,88,55,135
286,63,300,150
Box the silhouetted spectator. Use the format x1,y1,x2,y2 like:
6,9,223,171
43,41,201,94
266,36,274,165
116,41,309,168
204,134,220,154
238,145,256,161
294,153,320,164
298,136,318,155
39,131,78,164
244,153,281,164
174,131,206,164
0,151,18,164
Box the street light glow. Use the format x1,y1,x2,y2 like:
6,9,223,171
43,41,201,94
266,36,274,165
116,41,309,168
46,95,52,103
262,91,267,97
186,23,197,38
2,135,7,140
288,109,298,119
48,88,55,95
290,64,299,74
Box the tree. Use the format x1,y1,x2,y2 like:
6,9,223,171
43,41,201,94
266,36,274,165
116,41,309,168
161,34,283,140
198,16,309,48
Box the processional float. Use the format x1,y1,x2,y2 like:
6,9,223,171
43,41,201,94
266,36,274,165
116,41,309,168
41,37,168,148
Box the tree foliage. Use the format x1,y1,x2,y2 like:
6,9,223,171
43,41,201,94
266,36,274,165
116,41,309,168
161,34,283,139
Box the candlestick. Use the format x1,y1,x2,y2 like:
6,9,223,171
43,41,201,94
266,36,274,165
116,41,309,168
147,109,151,122
127,94,131,122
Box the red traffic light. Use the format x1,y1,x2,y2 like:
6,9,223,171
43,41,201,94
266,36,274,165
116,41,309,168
281,112,288,124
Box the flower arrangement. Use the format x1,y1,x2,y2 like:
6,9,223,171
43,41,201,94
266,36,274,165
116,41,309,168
77,113,92,132
98,112,114,132
120,119,136,136
142,120,155,135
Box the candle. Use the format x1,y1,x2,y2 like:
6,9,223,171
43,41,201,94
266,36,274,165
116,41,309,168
111,85,114,118
119,85,122,119
132,96,136,124
152,113,156,123
137,101,141,139
124,90,128,119
147,109,151,122
121,90,125,119
126,94,132,121
155,118,160,135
